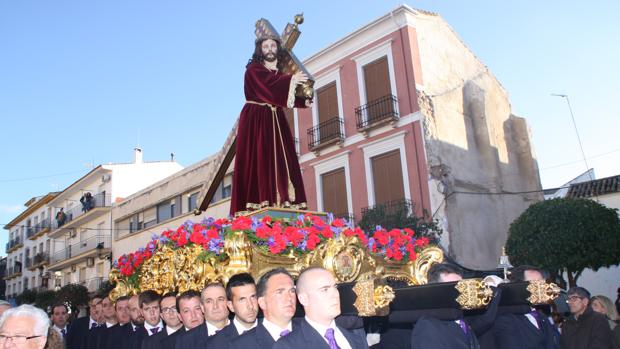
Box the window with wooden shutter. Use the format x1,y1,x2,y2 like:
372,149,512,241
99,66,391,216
316,82,341,144
321,168,349,217
371,149,405,206
363,56,394,121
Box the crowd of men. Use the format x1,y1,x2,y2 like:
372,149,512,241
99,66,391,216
0,265,619,349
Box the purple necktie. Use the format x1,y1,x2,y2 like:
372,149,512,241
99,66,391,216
91,323,98,330
279,329,290,337
150,327,159,335
529,310,542,329
457,319,468,335
61,329,66,337
324,328,341,349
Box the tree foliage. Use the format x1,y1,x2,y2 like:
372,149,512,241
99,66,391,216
56,284,89,312
35,290,58,312
15,289,37,305
506,198,620,288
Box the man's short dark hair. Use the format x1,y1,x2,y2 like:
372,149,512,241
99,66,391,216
427,263,463,284
226,273,256,301
567,286,591,300
176,290,201,312
256,268,293,297
51,303,68,313
509,265,545,282
114,295,130,310
139,290,161,308
160,292,177,305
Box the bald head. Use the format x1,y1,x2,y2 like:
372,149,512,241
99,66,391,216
296,267,341,326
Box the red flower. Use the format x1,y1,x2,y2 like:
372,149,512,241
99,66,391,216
206,228,219,240
374,230,389,246
404,228,415,237
189,230,206,245
177,233,188,246
256,226,271,239
320,226,334,238
332,218,345,228
415,237,429,247
306,233,321,250
262,216,272,225
232,216,252,231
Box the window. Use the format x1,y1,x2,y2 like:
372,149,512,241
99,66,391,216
97,262,104,278
363,56,394,117
97,222,105,237
321,168,349,217
157,196,181,223
79,268,86,283
188,192,199,212
371,149,405,206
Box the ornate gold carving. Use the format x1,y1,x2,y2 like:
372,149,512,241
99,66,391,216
373,284,395,316
455,279,493,310
526,280,561,305
411,246,444,285
353,277,376,316
221,231,252,284
303,234,373,283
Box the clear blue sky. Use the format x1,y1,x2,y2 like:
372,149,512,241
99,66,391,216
1,1,619,254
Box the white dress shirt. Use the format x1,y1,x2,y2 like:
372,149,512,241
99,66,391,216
144,320,164,336
262,318,293,342
89,318,99,330
206,319,230,336
525,309,540,330
52,325,68,337
166,325,181,335
233,316,257,335
305,317,352,349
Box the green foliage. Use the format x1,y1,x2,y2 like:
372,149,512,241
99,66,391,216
506,198,620,288
358,201,442,242
34,290,58,312
15,288,37,305
56,284,89,311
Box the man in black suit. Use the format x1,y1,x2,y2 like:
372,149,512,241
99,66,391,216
175,282,230,347
411,263,480,349
230,268,299,349
494,266,560,349
66,294,103,349
274,267,368,349
142,292,183,349
124,294,148,349
88,292,120,349
103,295,132,349
208,273,260,348
165,290,203,348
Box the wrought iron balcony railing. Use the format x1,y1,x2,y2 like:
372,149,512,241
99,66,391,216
307,117,344,151
355,94,399,131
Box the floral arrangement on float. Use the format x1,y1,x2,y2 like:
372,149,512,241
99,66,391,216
110,212,440,299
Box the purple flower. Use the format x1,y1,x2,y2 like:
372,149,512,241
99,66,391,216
327,212,334,224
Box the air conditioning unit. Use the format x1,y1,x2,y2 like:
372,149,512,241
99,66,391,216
86,257,95,267
101,174,111,183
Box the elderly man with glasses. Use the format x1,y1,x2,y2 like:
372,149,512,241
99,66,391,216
560,286,614,349
0,304,49,349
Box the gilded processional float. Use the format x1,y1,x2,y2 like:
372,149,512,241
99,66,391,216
108,14,560,319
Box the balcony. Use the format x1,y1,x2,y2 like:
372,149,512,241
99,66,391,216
80,277,104,292
50,193,111,237
355,94,399,132
27,219,51,240
7,236,24,253
49,234,112,270
307,117,344,152
25,257,33,269
28,253,50,271
4,265,23,280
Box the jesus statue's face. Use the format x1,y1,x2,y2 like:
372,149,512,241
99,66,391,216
261,39,278,63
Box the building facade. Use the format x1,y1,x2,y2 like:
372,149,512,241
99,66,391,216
111,155,232,258
41,149,182,293
3,193,56,300
284,5,542,269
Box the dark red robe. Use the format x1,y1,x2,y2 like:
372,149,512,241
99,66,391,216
230,62,308,215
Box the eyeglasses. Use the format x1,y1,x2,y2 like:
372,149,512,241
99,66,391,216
566,296,585,303
161,307,177,315
0,334,44,345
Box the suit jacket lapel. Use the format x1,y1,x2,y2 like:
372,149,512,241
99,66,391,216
299,319,330,349
338,325,365,349
200,323,210,344
256,323,276,348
